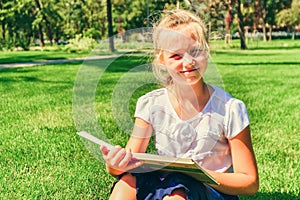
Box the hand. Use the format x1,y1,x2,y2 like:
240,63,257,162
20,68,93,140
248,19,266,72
100,145,143,174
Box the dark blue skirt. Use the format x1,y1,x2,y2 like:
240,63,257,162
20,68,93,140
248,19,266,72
113,171,239,200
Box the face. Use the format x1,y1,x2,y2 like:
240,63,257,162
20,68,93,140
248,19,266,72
158,28,208,85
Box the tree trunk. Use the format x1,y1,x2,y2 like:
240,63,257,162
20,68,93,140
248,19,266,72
38,24,45,47
261,0,267,41
34,0,53,46
268,25,272,41
2,20,5,40
101,18,106,37
262,22,267,41
34,0,44,47
236,0,247,49
106,0,115,52
44,19,54,45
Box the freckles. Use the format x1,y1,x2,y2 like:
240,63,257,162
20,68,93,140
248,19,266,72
194,55,207,62
196,60,208,76
165,59,181,69
194,58,207,68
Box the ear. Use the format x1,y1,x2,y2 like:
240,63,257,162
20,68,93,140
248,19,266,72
156,50,165,65
154,50,167,71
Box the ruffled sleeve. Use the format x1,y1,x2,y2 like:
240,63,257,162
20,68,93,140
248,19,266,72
224,99,250,139
134,94,151,123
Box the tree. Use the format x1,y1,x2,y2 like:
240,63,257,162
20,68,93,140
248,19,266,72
233,0,247,49
82,0,104,39
31,0,65,46
0,0,35,50
253,0,262,32
0,0,8,41
2,0,268,51
33,0,50,46
107,0,115,52
258,0,293,41
183,0,231,41
113,0,178,32
276,0,300,40
112,0,178,43
195,0,248,49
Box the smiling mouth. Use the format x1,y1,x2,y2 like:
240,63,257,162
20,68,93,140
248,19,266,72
179,68,200,73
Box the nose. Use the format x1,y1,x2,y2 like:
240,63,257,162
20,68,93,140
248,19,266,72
182,52,195,67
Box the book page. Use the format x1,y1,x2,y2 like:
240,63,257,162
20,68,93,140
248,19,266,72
77,131,219,184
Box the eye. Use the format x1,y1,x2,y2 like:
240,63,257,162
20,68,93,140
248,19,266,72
189,48,204,57
170,53,182,60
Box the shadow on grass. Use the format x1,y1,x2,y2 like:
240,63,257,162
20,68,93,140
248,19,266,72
0,75,74,85
0,61,83,72
0,64,78,85
0,54,69,64
0,67,38,73
105,54,150,72
215,61,300,66
248,46,300,51
214,51,297,57
212,42,300,51
81,54,150,73
242,192,299,200
0,76,40,83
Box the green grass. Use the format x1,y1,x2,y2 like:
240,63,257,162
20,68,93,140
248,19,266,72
212,49,300,199
0,42,299,199
0,41,151,65
0,50,90,64
210,38,300,51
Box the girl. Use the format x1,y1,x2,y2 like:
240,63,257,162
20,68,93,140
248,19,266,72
101,9,259,200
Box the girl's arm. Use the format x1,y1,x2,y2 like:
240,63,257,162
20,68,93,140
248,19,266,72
207,126,259,195
101,118,153,176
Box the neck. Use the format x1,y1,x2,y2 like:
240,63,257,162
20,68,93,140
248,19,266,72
167,80,212,119
170,80,208,102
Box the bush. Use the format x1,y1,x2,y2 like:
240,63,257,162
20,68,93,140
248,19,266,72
64,34,97,53
83,28,102,40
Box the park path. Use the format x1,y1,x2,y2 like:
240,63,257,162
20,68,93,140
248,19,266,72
0,55,119,69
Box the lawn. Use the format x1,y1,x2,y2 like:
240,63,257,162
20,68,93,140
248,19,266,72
0,50,90,64
0,42,299,199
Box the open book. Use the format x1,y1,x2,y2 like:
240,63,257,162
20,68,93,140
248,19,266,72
77,131,219,185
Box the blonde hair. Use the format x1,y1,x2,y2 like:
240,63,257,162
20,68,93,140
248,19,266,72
152,9,209,86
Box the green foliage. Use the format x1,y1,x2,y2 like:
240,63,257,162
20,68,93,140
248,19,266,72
264,0,293,25
64,34,97,53
84,28,102,40
276,0,300,28
0,0,298,50
0,0,34,50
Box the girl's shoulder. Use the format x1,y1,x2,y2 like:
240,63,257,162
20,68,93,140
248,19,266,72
136,88,168,108
209,85,247,111
210,85,233,103
134,88,168,123
138,88,167,101
143,88,166,97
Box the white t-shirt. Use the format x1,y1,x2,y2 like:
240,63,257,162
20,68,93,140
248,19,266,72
134,86,250,172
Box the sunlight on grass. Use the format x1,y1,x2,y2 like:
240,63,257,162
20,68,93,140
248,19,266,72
0,43,299,199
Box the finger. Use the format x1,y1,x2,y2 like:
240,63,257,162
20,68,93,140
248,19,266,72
118,149,132,168
124,149,144,171
125,160,144,172
103,145,121,164
100,145,110,156
106,145,122,160
109,148,126,167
